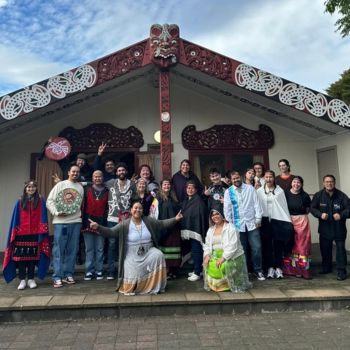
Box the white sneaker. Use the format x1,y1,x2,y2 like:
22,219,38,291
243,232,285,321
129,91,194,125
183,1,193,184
256,272,266,281
188,273,200,282
267,267,275,279
27,279,37,289
17,280,26,290
275,268,284,279
188,271,203,277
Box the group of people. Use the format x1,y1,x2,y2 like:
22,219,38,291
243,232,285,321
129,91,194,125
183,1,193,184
3,149,350,296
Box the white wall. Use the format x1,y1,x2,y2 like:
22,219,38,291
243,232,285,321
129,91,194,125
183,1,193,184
0,83,339,252
315,132,350,250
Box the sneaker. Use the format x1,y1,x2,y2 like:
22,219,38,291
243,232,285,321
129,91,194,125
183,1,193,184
188,273,201,282
256,272,266,281
27,279,37,289
107,273,115,280
337,271,347,281
267,267,275,279
62,276,76,284
275,268,284,279
188,271,203,277
53,279,63,288
96,272,104,280
84,273,93,281
17,280,26,290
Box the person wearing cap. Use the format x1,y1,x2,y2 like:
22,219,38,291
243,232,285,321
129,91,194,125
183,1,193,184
57,152,93,182
203,207,252,293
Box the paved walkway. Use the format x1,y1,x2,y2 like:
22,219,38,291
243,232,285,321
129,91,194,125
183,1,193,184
1,311,350,349
1,266,350,321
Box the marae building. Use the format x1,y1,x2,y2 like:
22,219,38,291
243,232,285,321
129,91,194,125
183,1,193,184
0,24,350,252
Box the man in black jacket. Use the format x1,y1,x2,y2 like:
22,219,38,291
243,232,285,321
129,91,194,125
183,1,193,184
310,175,350,280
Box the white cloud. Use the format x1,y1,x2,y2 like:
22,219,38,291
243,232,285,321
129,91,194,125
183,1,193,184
190,0,348,92
0,0,8,8
0,44,70,91
0,0,348,95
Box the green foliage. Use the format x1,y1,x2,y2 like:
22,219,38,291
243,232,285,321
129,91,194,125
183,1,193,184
324,0,350,37
326,69,350,104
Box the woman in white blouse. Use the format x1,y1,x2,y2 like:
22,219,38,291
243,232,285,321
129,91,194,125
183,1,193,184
203,208,252,293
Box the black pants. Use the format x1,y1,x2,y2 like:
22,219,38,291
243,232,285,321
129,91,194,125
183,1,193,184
319,236,347,272
18,261,36,280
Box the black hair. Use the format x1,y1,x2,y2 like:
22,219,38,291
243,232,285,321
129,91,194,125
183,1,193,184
68,164,80,172
278,159,291,172
230,170,241,177
186,180,197,189
323,174,336,182
21,180,40,210
115,162,128,171
209,167,221,175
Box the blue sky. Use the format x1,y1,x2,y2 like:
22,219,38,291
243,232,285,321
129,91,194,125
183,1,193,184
0,0,348,96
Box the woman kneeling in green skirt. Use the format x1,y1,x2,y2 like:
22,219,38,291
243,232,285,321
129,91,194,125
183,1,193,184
203,207,252,293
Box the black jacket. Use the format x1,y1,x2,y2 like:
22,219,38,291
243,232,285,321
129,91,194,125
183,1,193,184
310,188,350,240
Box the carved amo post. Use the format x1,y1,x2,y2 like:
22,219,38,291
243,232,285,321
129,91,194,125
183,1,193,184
150,24,180,179
159,71,172,179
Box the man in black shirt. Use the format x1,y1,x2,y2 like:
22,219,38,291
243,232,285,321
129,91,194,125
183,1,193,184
310,175,350,280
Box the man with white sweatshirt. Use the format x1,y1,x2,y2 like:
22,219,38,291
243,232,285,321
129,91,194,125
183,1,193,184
47,165,84,287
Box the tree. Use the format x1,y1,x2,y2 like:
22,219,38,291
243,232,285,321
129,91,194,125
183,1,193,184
326,69,350,104
324,0,350,37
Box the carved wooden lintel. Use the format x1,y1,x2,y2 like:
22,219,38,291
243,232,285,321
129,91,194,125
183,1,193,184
59,123,144,152
182,124,274,150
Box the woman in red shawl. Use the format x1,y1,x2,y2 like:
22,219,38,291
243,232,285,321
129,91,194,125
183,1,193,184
2,180,50,290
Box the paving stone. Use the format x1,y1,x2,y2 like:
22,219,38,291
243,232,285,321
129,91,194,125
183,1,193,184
313,288,350,299
185,292,220,303
12,295,52,308
117,295,151,305
0,297,17,309
249,288,289,301
283,289,320,300
218,291,254,302
83,294,119,306
48,295,86,307
151,293,187,304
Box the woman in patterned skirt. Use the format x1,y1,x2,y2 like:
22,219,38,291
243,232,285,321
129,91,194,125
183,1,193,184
283,176,312,279
3,180,50,290
89,201,183,295
203,207,252,293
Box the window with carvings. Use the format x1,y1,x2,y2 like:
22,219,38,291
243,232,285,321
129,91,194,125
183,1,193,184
182,124,273,186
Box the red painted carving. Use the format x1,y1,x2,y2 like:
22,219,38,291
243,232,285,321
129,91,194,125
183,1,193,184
159,71,172,179
182,40,235,82
150,24,179,68
59,123,144,152
97,41,147,84
182,124,274,150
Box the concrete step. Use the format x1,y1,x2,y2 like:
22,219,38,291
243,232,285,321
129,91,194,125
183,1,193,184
1,270,350,323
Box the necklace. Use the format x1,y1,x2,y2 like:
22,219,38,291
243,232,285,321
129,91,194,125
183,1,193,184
133,220,145,256
94,190,103,200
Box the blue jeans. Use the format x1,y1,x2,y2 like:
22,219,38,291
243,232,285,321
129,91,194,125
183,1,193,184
52,223,81,281
191,239,203,275
107,221,118,275
83,232,105,274
239,227,263,273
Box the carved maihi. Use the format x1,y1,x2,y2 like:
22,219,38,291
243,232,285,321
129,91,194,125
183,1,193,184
59,123,144,151
182,124,274,150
